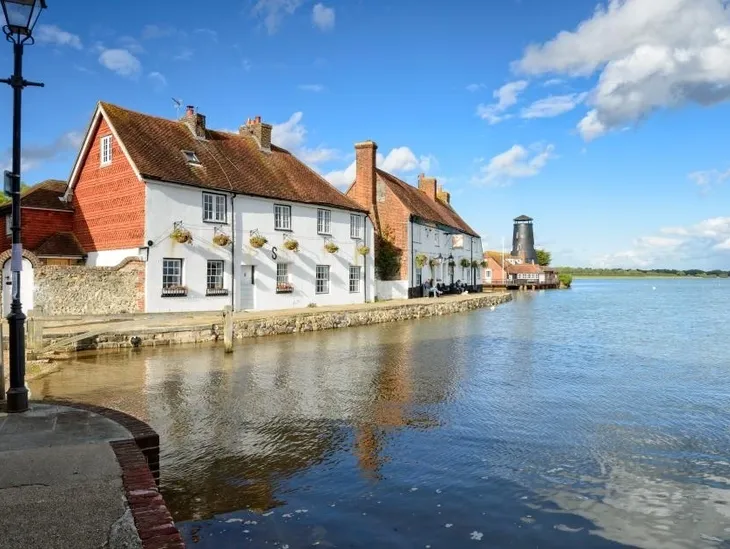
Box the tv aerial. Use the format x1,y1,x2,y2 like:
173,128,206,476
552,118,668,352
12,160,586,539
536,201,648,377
172,97,183,118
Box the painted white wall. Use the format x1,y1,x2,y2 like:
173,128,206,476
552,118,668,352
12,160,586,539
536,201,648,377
375,280,408,301
408,220,483,288
86,248,141,267
2,258,33,315
145,181,233,313
233,195,374,311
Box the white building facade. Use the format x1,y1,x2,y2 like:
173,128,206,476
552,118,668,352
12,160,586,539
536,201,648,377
409,223,483,289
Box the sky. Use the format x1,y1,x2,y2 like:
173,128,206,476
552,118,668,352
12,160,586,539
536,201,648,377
1,0,730,269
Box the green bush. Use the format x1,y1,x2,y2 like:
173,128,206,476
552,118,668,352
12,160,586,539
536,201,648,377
558,273,573,288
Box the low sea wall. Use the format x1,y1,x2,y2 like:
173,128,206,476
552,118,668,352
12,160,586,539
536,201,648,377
36,292,512,353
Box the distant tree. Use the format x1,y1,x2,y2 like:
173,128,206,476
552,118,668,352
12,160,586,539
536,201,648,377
535,248,551,266
0,181,30,206
558,273,573,288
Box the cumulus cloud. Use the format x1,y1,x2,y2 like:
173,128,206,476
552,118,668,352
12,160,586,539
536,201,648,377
472,143,554,186
520,92,589,119
98,48,141,78
3,131,82,172
312,3,335,31
271,112,338,167
513,0,730,141
592,217,730,268
253,0,304,34
35,24,82,49
324,148,437,189
476,80,529,124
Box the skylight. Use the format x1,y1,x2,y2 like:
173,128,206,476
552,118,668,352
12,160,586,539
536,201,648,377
182,150,201,164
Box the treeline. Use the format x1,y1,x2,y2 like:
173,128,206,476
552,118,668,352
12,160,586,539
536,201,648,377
554,267,730,278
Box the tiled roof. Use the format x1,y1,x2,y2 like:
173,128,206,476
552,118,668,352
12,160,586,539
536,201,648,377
376,169,479,237
506,263,542,274
99,102,366,213
484,250,518,263
514,214,532,222
0,180,71,213
34,232,85,257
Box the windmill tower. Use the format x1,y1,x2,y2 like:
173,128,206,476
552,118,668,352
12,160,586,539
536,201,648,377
511,214,537,264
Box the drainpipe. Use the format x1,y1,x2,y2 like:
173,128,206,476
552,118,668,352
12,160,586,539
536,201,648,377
470,236,473,288
230,193,237,309
363,215,369,302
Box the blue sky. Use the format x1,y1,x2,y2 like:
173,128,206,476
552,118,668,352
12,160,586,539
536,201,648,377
2,0,730,269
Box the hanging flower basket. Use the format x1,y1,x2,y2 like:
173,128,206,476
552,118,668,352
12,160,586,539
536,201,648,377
460,258,471,268
250,235,268,248
212,233,231,247
171,227,193,244
357,244,370,256
480,260,488,268
415,253,428,268
471,260,480,269
283,239,300,252
324,242,339,254
429,258,441,268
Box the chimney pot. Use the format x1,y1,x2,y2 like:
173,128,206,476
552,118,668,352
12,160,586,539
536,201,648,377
255,115,262,124
186,105,195,117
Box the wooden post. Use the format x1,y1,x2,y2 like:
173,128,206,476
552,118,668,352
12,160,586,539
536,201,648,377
223,305,233,353
27,307,43,353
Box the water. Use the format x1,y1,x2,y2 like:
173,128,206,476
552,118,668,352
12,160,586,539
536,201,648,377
30,279,730,548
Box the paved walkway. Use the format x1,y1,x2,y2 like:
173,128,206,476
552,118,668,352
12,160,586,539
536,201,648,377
0,403,141,549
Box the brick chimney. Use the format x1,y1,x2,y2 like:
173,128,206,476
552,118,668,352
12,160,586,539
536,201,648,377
418,173,438,201
352,141,378,210
181,105,206,139
437,185,451,205
240,115,272,152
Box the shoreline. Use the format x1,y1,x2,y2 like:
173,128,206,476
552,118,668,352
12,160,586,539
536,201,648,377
571,275,726,280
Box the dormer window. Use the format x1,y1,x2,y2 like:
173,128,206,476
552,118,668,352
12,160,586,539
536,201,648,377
182,150,201,164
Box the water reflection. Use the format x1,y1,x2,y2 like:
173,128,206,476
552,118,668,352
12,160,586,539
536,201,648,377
30,280,730,548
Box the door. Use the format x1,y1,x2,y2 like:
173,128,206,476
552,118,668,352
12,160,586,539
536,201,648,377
2,258,33,317
240,264,255,310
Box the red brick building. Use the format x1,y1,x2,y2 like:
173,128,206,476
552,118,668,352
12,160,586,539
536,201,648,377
0,180,84,265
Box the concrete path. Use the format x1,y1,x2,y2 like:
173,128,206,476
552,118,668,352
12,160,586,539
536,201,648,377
0,404,142,549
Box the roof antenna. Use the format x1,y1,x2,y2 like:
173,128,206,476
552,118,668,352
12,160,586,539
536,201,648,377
172,97,183,118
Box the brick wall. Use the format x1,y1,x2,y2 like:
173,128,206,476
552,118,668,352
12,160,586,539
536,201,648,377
0,209,73,253
34,258,145,315
73,117,146,252
376,183,411,280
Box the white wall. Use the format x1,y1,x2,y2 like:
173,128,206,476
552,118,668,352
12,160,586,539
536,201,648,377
375,280,408,301
409,220,483,287
145,181,233,313
86,248,141,267
233,195,375,311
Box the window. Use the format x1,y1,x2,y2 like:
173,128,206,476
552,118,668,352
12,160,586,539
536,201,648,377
203,192,227,223
413,225,421,243
316,265,330,294
416,269,422,287
350,214,363,239
485,269,492,279
5,215,10,236
434,230,440,247
206,260,227,295
349,266,361,293
100,135,112,166
274,204,291,231
317,209,331,235
162,258,185,296
276,263,293,293
182,150,201,164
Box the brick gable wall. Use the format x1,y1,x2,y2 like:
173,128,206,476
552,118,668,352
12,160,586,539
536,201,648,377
374,183,411,281
72,118,145,252
0,209,74,253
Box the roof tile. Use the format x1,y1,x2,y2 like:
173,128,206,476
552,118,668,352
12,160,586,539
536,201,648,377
0,179,71,213
34,232,85,257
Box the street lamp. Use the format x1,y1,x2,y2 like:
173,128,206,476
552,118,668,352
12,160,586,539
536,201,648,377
0,0,46,413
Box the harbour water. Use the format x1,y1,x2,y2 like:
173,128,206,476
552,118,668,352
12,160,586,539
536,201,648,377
31,278,730,548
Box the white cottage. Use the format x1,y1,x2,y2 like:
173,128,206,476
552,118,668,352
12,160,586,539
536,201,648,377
64,102,374,312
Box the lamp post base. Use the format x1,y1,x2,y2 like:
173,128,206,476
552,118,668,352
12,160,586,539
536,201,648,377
6,386,27,413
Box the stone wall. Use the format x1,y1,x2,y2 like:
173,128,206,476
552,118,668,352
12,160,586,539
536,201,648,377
233,292,512,338
34,258,145,315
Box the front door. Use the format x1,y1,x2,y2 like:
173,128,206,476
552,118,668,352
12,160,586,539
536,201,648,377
240,264,255,310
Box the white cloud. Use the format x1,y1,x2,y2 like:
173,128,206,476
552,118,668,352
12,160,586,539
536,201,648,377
35,24,82,49
253,0,304,34
324,147,436,189
514,0,730,141
148,72,167,91
298,84,325,92
593,217,730,268
473,143,554,186
520,92,589,119
118,36,144,54
98,49,141,78
542,78,564,87
476,80,529,124
174,48,194,61
466,83,486,92
271,112,339,168
3,131,82,172
194,28,218,42
688,168,730,193
312,3,335,31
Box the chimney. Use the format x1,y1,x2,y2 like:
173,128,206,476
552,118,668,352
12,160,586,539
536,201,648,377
437,184,451,205
240,115,272,152
353,141,378,211
418,173,438,201
181,105,206,139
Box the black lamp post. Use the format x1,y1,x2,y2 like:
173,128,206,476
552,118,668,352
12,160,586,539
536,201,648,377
0,0,46,413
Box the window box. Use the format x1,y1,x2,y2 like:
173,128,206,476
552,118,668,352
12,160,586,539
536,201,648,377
162,285,187,297
276,282,294,294
206,288,229,296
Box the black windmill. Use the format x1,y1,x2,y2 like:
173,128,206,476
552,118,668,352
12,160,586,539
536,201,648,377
511,215,537,264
